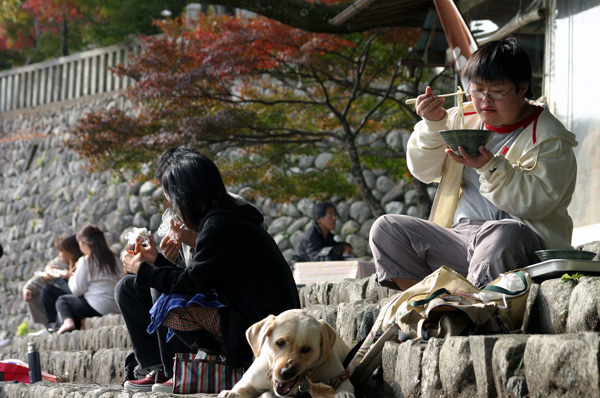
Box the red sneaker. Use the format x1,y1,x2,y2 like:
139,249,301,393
123,369,169,392
152,378,174,393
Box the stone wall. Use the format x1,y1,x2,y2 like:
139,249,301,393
0,93,423,335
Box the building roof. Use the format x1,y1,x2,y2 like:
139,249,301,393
330,0,432,30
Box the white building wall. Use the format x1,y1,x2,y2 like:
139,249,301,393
545,0,600,245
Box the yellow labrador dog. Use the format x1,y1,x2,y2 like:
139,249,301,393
219,309,355,398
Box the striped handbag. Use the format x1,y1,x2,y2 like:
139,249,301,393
172,353,244,394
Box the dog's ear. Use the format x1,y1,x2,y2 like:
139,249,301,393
319,320,337,364
246,314,277,358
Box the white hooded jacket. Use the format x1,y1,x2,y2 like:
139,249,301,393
407,101,578,249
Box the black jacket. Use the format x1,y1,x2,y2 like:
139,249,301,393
291,222,345,265
135,201,300,368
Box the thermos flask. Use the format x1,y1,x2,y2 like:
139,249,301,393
27,341,42,383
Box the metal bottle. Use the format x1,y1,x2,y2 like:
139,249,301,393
27,341,42,383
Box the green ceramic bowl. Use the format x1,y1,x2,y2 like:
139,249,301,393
438,129,495,157
535,249,597,262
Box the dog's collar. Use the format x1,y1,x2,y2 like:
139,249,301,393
324,370,350,390
298,369,350,392
267,367,350,394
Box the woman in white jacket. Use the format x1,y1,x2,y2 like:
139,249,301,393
55,225,122,334
370,38,577,290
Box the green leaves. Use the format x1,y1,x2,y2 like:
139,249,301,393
68,14,424,209
560,273,584,284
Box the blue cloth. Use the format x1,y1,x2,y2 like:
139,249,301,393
147,290,226,341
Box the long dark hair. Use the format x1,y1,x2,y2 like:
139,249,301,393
76,225,120,277
54,234,83,272
155,146,233,231
461,37,534,99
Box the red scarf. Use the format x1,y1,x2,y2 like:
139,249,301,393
484,106,543,135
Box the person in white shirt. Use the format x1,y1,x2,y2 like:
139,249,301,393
55,224,122,334
370,38,577,290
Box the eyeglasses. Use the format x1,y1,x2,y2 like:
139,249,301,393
468,86,514,101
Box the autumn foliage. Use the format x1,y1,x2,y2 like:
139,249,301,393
68,14,421,211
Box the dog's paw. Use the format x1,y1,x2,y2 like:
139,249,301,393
218,390,237,397
334,393,355,398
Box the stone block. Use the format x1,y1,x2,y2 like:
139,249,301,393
336,300,380,345
566,276,600,332
382,341,401,398
396,339,426,397
382,185,406,205
524,332,600,397
299,281,339,306
91,348,131,385
469,335,500,398
439,336,477,397
491,335,530,398
365,274,397,303
420,338,445,398
303,304,338,332
338,278,369,303
506,376,528,398
529,279,575,334
520,282,539,333
42,349,94,383
345,234,369,257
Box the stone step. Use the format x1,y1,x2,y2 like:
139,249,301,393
0,382,219,398
0,347,131,386
298,274,396,307
3,271,600,397
1,324,131,355
381,331,600,397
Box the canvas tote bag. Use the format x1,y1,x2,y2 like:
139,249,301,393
348,266,532,389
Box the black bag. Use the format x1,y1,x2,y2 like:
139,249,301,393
317,245,345,261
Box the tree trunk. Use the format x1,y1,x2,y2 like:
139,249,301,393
413,179,432,219
344,137,385,217
61,17,69,56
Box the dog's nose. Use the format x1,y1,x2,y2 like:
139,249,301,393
279,365,298,381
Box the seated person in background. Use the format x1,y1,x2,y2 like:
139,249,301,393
23,234,83,332
370,38,577,291
55,225,123,334
122,146,300,393
291,201,352,265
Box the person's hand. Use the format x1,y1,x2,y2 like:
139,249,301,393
170,219,198,248
160,235,181,263
415,86,446,122
39,271,54,280
122,237,158,274
23,288,32,302
445,145,493,169
44,265,61,279
55,269,73,280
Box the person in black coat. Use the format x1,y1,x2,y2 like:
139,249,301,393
122,146,300,371
291,202,352,266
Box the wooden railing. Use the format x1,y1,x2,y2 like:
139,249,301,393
0,41,141,113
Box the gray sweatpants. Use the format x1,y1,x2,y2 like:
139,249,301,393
369,215,545,288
